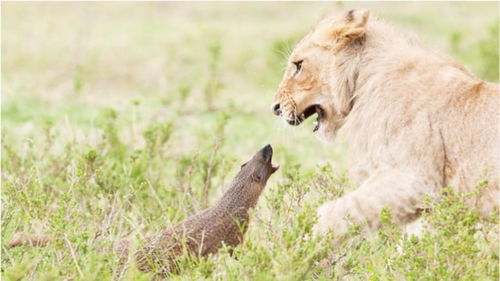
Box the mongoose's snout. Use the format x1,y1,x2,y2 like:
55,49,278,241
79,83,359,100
260,144,273,163
259,144,280,174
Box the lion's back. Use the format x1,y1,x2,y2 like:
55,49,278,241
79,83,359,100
440,81,499,215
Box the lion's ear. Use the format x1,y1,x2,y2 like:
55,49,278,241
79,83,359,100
345,9,370,29
315,9,371,50
340,9,370,40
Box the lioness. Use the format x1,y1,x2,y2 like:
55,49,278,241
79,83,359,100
272,9,499,236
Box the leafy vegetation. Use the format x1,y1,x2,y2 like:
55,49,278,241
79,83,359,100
2,2,498,280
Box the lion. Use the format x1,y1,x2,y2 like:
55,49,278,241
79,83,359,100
271,9,499,237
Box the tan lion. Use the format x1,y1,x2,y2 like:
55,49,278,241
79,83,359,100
272,9,499,236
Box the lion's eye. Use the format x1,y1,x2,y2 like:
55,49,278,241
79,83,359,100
293,60,303,76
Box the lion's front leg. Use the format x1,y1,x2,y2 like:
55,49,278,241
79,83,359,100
313,167,438,237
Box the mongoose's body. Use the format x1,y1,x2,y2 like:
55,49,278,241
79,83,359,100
134,145,279,274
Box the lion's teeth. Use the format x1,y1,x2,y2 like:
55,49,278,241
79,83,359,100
313,120,320,132
300,113,305,119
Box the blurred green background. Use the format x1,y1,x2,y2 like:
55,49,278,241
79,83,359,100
2,2,498,166
2,2,498,280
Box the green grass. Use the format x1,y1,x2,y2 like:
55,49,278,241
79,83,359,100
2,2,498,280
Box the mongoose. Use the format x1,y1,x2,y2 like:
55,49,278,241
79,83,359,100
132,144,279,275
8,145,279,277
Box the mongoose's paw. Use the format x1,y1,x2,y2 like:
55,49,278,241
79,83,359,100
8,232,50,247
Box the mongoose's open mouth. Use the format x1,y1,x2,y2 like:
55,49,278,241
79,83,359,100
271,163,280,172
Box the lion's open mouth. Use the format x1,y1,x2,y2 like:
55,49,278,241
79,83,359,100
287,104,324,132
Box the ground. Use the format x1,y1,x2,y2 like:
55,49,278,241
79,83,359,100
2,2,499,280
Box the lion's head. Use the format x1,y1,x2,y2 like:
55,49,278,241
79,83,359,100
272,9,370,141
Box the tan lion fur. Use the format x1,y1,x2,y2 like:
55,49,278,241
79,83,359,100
272,9,499,237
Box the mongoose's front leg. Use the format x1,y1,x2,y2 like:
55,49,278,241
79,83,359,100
313,167,438,237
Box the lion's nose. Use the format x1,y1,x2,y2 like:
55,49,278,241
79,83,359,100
272,103,282,116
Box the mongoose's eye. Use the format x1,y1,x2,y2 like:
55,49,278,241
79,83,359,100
253,174,262,182
293,60,303,76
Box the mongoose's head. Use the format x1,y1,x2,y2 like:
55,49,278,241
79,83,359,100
239,144,279,185
217,144,279,210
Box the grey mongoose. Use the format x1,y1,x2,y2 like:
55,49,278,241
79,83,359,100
8,145,279,277
131,144,279,275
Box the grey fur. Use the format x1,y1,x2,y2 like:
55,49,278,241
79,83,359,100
129,145,278,276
